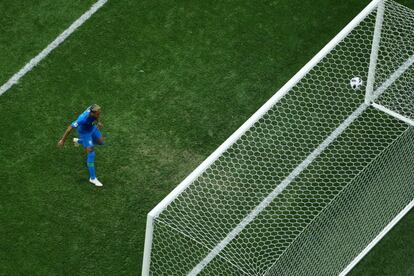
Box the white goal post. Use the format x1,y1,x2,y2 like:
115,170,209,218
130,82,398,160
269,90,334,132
143,1,414,275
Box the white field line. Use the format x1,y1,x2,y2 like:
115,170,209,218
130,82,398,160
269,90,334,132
0,0,108,96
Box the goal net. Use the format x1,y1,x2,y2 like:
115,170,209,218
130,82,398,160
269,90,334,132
142,1,414,275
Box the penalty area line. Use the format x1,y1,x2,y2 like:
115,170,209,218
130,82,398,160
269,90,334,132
0,0,108,96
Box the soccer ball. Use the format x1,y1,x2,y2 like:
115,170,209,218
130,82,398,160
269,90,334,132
350,77,363,90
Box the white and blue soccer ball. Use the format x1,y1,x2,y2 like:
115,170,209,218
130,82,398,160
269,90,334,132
350,77,363,90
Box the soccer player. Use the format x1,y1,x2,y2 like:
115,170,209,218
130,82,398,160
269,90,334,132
58,104,105,187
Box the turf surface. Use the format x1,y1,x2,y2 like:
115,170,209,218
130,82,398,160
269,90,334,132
0,0,95,85
0,0,413,274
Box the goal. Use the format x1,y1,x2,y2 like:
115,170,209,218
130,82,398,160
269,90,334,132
142,0,414,275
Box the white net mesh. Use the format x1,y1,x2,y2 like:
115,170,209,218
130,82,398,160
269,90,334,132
373,1,414,121
265,126,414,275
144,1,414,275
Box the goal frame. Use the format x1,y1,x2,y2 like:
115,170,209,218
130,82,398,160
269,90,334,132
142,0,414,274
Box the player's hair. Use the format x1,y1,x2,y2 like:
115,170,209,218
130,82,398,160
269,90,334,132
90,104,101,113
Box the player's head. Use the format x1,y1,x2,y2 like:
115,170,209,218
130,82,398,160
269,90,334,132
89,104,101,118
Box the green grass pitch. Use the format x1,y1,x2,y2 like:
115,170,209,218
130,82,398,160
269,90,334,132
0,0,413,274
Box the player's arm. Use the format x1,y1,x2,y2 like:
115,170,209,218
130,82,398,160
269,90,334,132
96,117,104,129
58,125,74,147
58,118,80,147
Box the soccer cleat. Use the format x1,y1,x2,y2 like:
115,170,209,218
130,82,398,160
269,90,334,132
89,178,103,187
73,138,80,147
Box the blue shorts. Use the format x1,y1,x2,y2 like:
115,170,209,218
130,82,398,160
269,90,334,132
78,126,102,148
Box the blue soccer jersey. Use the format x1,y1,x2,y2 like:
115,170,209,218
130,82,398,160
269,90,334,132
71,108,97,134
